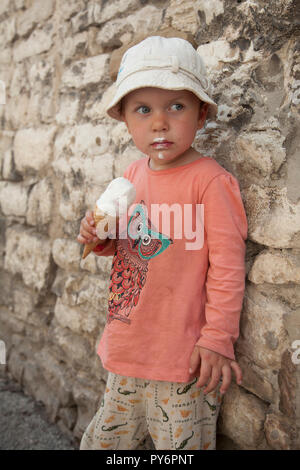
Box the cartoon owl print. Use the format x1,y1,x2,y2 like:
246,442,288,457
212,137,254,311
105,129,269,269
107,201,173,324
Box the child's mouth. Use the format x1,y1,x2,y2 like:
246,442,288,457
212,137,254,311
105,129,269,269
151,141,173,149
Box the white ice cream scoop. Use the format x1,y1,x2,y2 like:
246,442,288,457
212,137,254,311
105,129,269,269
82,177,136,259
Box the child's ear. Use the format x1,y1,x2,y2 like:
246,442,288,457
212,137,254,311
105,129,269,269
197,102,209,129
119,103,131,132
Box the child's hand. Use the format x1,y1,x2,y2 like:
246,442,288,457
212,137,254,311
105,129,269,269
77,210,99,245
189,345,242,395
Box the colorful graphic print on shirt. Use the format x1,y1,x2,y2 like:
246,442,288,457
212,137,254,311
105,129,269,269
107,201,173,324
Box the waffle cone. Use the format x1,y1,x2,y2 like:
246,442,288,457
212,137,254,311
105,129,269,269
82,206,110,259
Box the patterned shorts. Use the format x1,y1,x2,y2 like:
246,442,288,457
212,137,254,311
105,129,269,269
80,372,223,451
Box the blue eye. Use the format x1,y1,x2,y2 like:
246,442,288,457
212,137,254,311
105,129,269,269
137,106,150,114
171,103,183,111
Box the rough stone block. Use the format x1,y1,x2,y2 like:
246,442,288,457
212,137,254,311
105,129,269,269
17,0,54,37
218,383,268,449
238,285,290,370
249,249,300,284
61,54,110,89
197,39,239,71
264,413,296,450
52,238,81,272
232,130,286,180
37,348,74,407
165,0,199,34
14,126,56,174
4,226,53,292
243,185,300,248
0,17,16,47
0,181,28,216
26,178,54,226
53,124,109,159
56,93,80,125
13,26,53,62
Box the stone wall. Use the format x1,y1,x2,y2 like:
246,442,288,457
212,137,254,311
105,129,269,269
0,0,299,450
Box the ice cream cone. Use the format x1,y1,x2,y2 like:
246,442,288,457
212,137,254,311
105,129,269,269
82,207,111,259
80,177,136,260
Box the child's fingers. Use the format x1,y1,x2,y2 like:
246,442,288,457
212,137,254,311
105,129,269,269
77,233,99,244
86,210,95,226
189,346,201,374
230,361,243,385
219,365,231,394
196,362,212,389
203,367,222,394
82,217,97,235
79,226,98,242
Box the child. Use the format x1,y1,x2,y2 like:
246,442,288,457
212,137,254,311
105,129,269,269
78,36,247,451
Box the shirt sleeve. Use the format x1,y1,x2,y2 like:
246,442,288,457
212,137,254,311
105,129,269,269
196,173,248,360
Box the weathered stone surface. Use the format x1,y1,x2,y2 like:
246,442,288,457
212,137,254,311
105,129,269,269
23,358,60,422
16,0,54,37
72,373,105,438
52,238,81,272
218,383,268,449
60,273,108,321
36,348,74,407
237,354,275,404
52,322,94,371
97,0,140,24
0,17,16,47
13,26,54,62
237,284,290,370
61,54,110,89
12,286,38,322
26,178,54,226
14,127,56,174
264,412,296,450
165,0,202,35
54,297,100,335
197,39,239,72
26,58,55,124
96,6,163,50
0,182,28,216
58,0,85,21
53,124,110,159
0,130,14,179
249,249,300,284
243,185,300,248
60,32,88,65
197,0,224,25
0,0,10,16
56,93,80,125
2,149,20,181
4,226,53,292
114,146,144,179
232,130,286,181
278,349,297,418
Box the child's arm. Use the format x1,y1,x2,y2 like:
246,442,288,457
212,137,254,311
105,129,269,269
190,172,248,394
77,210,116,257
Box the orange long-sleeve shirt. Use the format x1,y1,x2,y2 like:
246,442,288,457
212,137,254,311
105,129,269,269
94,156,248,383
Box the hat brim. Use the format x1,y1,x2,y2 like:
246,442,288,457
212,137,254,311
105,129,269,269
105,69,218,121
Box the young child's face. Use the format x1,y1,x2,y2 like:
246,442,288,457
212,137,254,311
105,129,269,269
121,87,208,170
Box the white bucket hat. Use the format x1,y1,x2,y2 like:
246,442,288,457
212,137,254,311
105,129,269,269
106,36,217,121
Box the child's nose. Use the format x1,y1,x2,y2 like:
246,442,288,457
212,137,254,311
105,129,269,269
151,111,169,131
